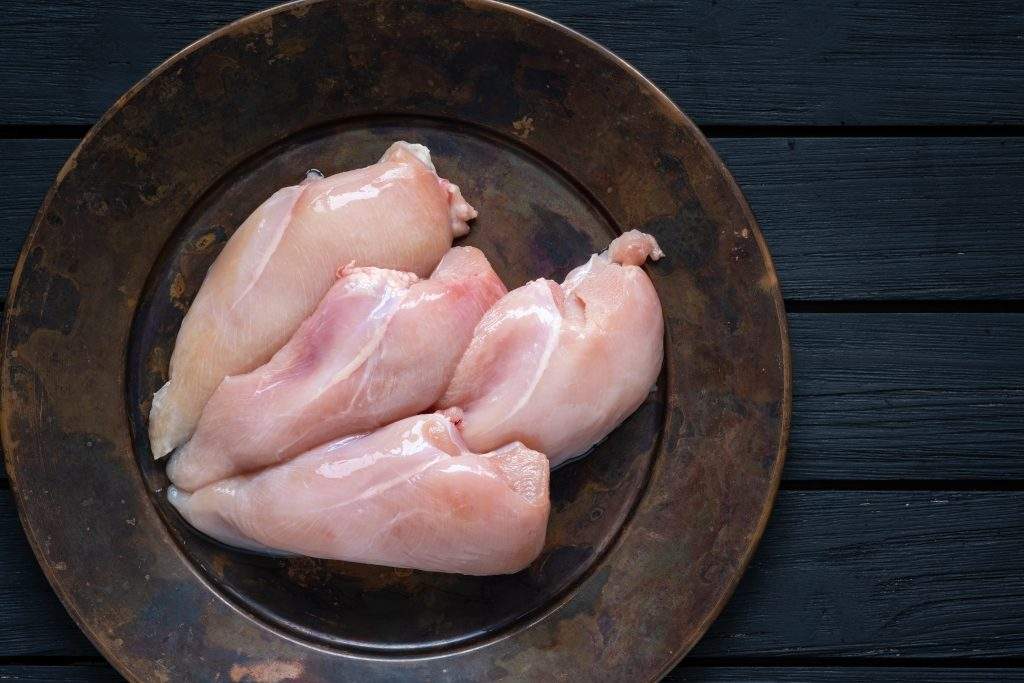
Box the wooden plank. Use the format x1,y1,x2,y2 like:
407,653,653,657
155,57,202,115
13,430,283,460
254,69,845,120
0,140,76,300
0,666,120,682
666,668,1024,682
1,1,1022,126
715,138,1024,301
2,490,1023,658
0,0,271,127
787,312,1024,480
693,491,1024,658
0,492,98,657
2,138,1023,302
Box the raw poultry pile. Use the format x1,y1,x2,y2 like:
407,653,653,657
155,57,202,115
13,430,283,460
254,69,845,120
150,142,664,576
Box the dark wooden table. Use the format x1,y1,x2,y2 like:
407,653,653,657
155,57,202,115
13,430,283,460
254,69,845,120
1,1,1022,681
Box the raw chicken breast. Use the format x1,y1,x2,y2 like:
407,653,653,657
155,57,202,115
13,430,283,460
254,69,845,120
438,230,664,468
149,142,476,458
168,413,550,575
167,247,507,492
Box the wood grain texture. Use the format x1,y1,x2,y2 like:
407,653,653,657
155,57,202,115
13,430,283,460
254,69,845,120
787,312,1024,480
3,490,1023,658
715,138,1024,300
0,666,120,682
2,138,1022,301
0,493,97,657
0,140,75,301
666,668,1024,682
694,491,1024,658
1,1,1022,126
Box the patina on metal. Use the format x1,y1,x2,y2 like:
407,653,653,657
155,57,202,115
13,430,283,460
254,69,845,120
1,1,790,680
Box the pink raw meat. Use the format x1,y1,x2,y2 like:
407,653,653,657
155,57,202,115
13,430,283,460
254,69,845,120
149,142,475,458
437,230,664,468
168,413,550,575
167,247,506,492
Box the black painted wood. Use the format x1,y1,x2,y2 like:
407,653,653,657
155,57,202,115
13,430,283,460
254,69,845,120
787,312,1024,480
715,137,1024,301
0,666,121,682
666,667,1024,682
693,491,1024,658
1,1,1022,126
0,494,97,657
4,490,1023,659
0,141,74,301
2,138,1022,301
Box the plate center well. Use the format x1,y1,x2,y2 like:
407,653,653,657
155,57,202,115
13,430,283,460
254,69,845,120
127,116,663,653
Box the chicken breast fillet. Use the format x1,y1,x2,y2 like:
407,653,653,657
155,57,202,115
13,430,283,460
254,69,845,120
167,247,506,492
168,413,550,576
437,230,664,468
149,142,476,458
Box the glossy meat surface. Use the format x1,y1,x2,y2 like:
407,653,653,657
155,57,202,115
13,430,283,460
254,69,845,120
168,414,550,575
438,231,664,467
149,142,476,458
167,247,506,491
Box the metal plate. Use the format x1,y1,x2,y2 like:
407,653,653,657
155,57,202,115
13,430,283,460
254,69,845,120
1,1,789,680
